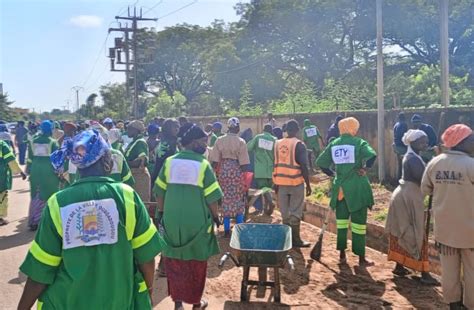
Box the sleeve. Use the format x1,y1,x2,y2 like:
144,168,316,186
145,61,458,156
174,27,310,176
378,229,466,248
247,136,257,152
137,141,149,160
468,158,474,184
428,126,438,146
153,159,168,198
210,134,217,147
19,206,63,284
131,191,162,264
294,142,308,166
203,162,223,205
238,140,251,166
303,127,308,141
121,159,135,186
2,143,15,164
316,143,333,169
26,141,33,170
209,140,221,163
420,162,434,196
360,140,377,162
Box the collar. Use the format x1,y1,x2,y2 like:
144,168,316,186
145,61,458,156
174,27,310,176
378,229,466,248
445,150,472,157
181,149,205,158
71,176,116,186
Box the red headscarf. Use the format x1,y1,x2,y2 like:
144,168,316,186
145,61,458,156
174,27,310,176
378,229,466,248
441,124,472,148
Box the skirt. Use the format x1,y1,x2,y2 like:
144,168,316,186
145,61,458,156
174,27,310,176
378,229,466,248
388,234,430,272
218,159,245,217
0,191,8,218
28,190,46,227
165,258,208,305
131,167,151,202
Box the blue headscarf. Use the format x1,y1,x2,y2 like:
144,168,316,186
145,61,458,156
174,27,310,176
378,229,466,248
51,129,110,173
147,123,160,136
41,120,54,135
0,124,8,132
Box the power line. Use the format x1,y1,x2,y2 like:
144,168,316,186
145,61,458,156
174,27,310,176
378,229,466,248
143,0,163,15
157,0,198,20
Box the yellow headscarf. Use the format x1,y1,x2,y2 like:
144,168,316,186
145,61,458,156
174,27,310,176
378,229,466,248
338,117,360,136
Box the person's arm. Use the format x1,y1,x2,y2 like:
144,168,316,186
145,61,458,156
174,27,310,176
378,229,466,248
247,136,257,152
315,141,334,177
120,157,135,186
295,142,312,196
238,140,251,172
138,259,155,302
17,278,47,310
203,162,223,226
420,163,434,196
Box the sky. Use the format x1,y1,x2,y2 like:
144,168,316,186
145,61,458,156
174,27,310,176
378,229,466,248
0,0,245,112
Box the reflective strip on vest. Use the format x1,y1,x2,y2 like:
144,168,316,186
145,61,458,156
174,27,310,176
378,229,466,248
30,240,62,267
138,281,147,293
131,222,157,249
122,184,136,241
273,138,304,186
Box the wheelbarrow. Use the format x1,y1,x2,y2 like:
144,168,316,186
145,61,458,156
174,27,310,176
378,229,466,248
218,223,295,303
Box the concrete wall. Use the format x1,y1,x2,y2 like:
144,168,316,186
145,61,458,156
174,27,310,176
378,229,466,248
191,107,474,183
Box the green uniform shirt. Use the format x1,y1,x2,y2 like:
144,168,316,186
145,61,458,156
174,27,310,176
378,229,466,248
303,125,322,152
316,134,376,212
247,132,276,179
209,132,223,147
20,177,161,310
0,140,16,192
112,141,123,153
27,134,60,200
154,150,223,261
125,135,149,165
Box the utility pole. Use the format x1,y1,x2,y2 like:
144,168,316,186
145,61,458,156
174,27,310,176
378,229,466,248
109,7,157,118
440,0,450,107
376,0,385,183
71,86,84,113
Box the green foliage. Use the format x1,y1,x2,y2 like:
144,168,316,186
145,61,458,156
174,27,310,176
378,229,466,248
0,93,15,121
98,83,130,120
145,91,186,122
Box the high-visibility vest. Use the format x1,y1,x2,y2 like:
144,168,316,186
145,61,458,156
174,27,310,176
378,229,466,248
273,138,304,186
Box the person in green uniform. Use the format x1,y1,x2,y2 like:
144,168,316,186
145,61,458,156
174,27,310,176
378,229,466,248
108,128,124,152
125,120,151,203
0,140,27,225
302,119,324,172
209,122,223,147
26,120,60,231
19,129,161,310
154,123,222,310
316,117,377,266
247,124,276,215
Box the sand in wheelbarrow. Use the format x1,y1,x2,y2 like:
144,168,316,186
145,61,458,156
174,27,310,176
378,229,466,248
153,210,446,309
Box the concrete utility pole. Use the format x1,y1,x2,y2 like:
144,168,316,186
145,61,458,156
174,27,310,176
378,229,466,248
440,0,450,107
376,0,385,183
109,6,157,118
71,86,84,113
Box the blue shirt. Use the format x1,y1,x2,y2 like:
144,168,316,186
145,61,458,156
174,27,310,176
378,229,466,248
326,124,339,144
419,123,438,147
393,121,408,147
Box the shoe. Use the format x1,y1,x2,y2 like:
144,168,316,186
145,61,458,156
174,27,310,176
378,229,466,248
29,224,38,231
264,203,275,216
290,218,310,248
0,218,8,226
449,302,463,310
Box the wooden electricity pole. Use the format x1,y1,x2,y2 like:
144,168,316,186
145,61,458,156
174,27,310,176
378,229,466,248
108,7,157,118
440,0,450,108
376,0,385,183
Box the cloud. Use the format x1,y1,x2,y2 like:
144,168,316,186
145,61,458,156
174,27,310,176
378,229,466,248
69,15,103,28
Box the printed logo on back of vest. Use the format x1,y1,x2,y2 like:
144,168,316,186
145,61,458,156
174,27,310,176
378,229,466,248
168,158,201,186
331,145,355,164
60,198,119,249
305,127,318,137
258,139,274,151
32,143,49,156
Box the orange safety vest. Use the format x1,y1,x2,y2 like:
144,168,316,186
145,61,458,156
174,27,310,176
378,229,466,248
273,138,305,186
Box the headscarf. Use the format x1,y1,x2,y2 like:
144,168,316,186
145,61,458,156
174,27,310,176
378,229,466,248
227,117,240,128
304,119,311,127
402,129,427,146
128,120,145,133
178,123,207,146
212,122,223,130
147,123,160,136
338,117,360,136
411,114,422,123
240,128,253,143
41,120,54,135
103,117,113,125
273,127,283,139
335,115,343,124
108,128,122,145
441,124,473,148
0,124,8,132
50,130,110,172
63,122,77,132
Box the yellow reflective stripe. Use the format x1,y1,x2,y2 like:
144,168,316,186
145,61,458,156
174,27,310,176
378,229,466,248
164,158,172,182
37,301,43,310
351,223,366,235
30,240,62,267
138,281,147,293
197,161,207,188
156,177,167,190
48,195,62,237
122,184,136,241
27,159,33,163
3,152,14,160
207,224,213,234
132,222,157,249
122,171,132,182
137,152,147,158
336,219,349,229
204,181,220,197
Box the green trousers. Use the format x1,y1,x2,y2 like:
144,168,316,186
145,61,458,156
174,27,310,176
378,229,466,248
335,199,368,257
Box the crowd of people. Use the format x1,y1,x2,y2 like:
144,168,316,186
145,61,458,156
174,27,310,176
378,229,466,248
0,112,471,309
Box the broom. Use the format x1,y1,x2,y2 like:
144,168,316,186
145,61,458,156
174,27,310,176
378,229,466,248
310,209,331,261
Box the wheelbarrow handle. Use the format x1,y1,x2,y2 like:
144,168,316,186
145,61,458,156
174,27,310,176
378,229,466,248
219,252,230,269
286,255,295,271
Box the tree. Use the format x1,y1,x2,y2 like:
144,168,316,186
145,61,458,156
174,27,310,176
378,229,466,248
98,83,130,120
0,93,14,121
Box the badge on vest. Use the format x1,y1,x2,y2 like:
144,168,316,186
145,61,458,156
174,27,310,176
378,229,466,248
32,143,49,156
111,154,122,174
305,127,318,137
60,198,119,249
331,145,355,164
68,162,77,174
168,158,202,186
258,139,274,151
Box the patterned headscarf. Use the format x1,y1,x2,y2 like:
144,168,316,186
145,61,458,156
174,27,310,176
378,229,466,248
41,120,54,135
402,129,427,146
227,117,240,128
338,117,360,136
128,120,146,133
442,124,473,148
50,130,110,172
178,123,207,146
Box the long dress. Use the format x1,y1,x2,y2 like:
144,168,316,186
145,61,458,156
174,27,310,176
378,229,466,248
27,134,60,227
124,135,150,202
154,150,222,304
385,148,430,272
0,141,21,219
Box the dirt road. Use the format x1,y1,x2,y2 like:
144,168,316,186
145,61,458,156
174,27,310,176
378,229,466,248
1,177,446,309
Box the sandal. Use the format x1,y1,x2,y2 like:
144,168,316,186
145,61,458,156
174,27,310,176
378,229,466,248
392,267,410,277
192,299,208,309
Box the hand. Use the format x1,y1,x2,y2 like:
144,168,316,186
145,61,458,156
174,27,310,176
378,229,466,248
273,184,279,194
306,185,312,197
20,172,27,180
213,216,221,228
358,168,367,176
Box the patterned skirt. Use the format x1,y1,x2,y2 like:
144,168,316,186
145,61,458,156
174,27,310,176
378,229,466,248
165,258,208,305
28,189,46,227
388,234,430,272
218,159,245,218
